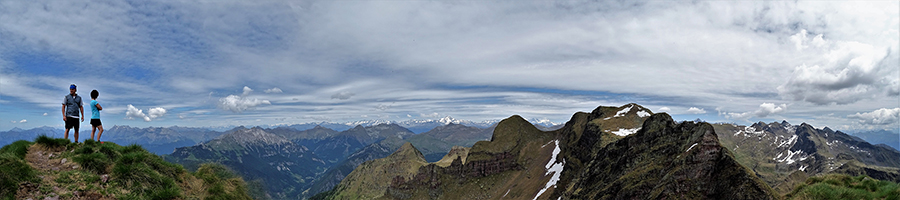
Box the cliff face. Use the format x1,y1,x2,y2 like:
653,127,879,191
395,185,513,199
561,113,776,199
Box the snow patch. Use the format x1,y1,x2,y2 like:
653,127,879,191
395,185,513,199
777,135,798,148
799,165,808,171
614,105,634,118
636,110,651,118
686,143,699,152
534,140,565,200
774,150,808,164
504,189,510,197
611,128,641,136
735,126,766,137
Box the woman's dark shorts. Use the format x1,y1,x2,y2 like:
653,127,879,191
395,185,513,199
91,119,102,127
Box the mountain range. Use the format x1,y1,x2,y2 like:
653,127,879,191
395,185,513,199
317,103,900,199
320,103,778,199
164,122,497,199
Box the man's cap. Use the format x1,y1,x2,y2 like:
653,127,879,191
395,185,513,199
70,84,77,89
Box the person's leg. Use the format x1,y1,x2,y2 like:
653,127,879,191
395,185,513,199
91,125,97,141
73,122,79,143
97,125,104,142
64,117,72,140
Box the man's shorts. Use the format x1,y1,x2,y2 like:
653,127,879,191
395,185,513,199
91,119,102,127
65,117,80,129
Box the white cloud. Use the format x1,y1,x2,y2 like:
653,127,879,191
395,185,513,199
264,87,283,93
722,103,788,120
125,104,166,122
420,112,440,118
658,107,671,112
242,86,253,96
0,1,897,130
848,108,900,125
687,107,706,114
754,103,787,118
778,29,899,105
331,91,355,100
43,113,48,116
148,107,167,119
10,119,27,123
219,95,271,113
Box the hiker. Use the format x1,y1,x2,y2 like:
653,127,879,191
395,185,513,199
63,84,84,143
90,89,104,143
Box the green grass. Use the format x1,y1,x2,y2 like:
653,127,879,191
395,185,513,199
34,135,69,149
1,136,254,200
787,174,900,200
0,140,33,159
194,163,251,200
0,152,37,200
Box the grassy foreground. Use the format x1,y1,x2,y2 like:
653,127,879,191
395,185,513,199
787,174,900,200
0,135,251,200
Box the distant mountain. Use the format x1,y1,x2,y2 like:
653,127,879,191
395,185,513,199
713,121,900,194
166,124,418,199
102,125,225,154
405,123,495,162
342,116,499,133
849,129,900,151
321,104,776,199
299,123,494,199
166,127,326,199
0,126,62,146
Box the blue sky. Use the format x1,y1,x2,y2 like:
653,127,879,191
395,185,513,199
1,1,898,132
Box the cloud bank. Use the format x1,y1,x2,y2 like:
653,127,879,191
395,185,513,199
848,108,900,126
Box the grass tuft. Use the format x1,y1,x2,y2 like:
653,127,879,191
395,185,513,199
787,174,900,200
0,140,33,159
0,152,37,199
35,135,69,149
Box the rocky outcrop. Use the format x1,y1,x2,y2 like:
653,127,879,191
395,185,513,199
560,113,777,199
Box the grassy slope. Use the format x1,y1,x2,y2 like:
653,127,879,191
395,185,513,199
787,174,899,200
0,135,251,200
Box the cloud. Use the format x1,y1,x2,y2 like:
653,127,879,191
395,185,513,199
376,103,392,111
778,29,899,105
420,112,440,118
331,91,355,100
754,103,787,117
722,103,788,120
848,108,900,125
242,86,253,96
126,104,166,122
687,107,706,114
148,107,167,119
658,107,671,112
264,87,283,93
10,119,27,123
43,113,48,116
219,95,271,113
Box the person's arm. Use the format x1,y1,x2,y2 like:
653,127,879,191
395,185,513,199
62,104,67,121
80,105,84,122
96,103,102,111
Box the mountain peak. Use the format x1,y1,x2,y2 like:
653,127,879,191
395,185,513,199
389,142,426,162
209,128,290,150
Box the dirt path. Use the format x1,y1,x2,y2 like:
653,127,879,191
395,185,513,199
17,144,108,200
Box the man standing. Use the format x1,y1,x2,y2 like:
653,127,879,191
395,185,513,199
63,84,84,143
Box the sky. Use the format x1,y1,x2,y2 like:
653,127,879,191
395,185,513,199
1,0,898,132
